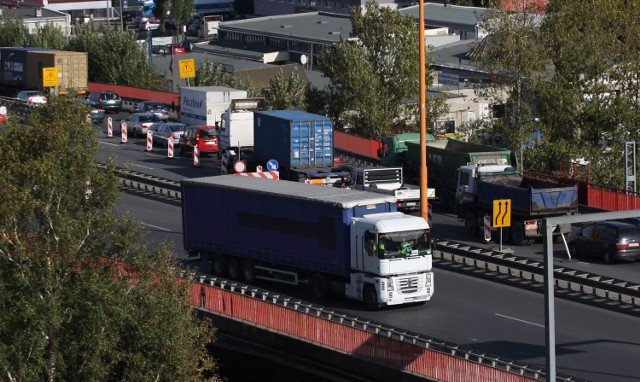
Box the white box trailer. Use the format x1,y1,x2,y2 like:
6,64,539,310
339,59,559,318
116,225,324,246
179,86,247,127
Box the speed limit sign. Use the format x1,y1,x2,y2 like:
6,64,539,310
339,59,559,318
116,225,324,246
233,160,247,173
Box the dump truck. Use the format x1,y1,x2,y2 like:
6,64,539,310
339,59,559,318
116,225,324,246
181,175,434,309
456,164,579,245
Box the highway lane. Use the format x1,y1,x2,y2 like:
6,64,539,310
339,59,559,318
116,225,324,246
119,192,640,382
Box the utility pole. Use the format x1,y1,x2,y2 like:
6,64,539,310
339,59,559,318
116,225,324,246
419,0,428,222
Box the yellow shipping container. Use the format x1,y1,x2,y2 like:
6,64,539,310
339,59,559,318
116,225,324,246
25,50,88,95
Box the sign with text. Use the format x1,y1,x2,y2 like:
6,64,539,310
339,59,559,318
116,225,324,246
42,67,59,87
179,58,196,79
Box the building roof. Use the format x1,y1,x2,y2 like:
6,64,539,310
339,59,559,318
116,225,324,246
0,6,67,19
222,12,354,44
399,3,488,27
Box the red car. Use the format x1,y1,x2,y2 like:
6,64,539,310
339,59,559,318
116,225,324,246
170,43,186,55
179,125,219,156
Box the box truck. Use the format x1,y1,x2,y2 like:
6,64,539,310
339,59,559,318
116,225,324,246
179,86,247,127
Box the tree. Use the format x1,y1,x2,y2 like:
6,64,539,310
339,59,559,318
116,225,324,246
317,0,447,139
265,69,307,110
29,23,67,49
0,17,54,48
0,97,221,381
66,26,167,91
153,0,194,33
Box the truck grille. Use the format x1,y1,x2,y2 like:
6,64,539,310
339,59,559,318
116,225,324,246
397,276,422,293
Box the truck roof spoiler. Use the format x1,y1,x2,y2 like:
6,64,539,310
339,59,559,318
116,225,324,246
227,98,267,112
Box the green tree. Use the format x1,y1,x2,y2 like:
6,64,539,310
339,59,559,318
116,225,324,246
154,0,194,33
265,68,307,110
66,25,167,90
0,16,31,47
29,23,67,49
0,97,220,381
317,0,447,139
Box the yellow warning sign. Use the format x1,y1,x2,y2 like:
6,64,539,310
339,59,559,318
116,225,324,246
179,58,196,79
492,199,511,228
42,67,59,87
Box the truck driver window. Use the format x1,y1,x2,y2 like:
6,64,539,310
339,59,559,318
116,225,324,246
364,231,375,256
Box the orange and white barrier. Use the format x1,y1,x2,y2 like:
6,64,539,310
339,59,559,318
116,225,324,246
121,122,127,143
484,215,492,242
193,145,200,167
107,117,113,137
167,138,174,158
236,171,279,180
145,130,153,152
0,105,6,123
84,180,92,200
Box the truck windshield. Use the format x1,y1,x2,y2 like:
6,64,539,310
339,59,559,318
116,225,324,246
377,230,430,259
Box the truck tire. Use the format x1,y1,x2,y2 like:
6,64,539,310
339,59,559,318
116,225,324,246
509,222,532,246
212,255,227,276
310,273,329,299
227,257,241,280
241,259,256,283
363,285,380,311
464,212,479,236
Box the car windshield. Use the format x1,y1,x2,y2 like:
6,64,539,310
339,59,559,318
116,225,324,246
199,129,216,138
620,227,640,239
377,230,430,259
169,125,185,132
145,103,165,110
138,115,158,122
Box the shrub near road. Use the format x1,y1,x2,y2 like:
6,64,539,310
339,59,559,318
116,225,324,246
0,96,221,382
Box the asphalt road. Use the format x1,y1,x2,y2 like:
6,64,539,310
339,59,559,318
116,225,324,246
117,192,640,382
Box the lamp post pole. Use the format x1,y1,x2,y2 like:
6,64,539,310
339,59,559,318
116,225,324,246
419,0,428,222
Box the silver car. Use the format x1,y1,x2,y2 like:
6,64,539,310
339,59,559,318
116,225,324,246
134,101,170,121
122,112,161,138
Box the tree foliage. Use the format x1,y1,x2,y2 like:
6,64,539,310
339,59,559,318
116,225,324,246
474,0,640,187
0,97,220,381
265,69,307,110
0,17,64,48
66,26,167,90
317,0,448,138
154,0,194,33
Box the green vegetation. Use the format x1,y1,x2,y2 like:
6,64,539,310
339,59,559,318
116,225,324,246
473,0,640,187
317,0,448,139
0,98,221,381
265,69,307,110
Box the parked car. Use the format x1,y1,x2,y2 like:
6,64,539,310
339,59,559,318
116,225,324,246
569,221,640,264
122,112,162,138
168,43,186,55
17,90,47,104
152,44,170,55
87,91,122,113
150,122,186,147
84,100,106,123
134,101,170,121
179,125,219,156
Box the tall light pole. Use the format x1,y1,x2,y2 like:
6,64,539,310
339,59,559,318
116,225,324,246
419,0,428,222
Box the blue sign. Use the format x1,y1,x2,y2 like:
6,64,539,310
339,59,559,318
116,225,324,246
267,159,279,171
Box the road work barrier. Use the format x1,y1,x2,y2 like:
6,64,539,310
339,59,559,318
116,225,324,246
121,122,127,143
168,138,174,158
146,130,153,152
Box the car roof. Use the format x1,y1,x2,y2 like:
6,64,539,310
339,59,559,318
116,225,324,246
592,220,639,229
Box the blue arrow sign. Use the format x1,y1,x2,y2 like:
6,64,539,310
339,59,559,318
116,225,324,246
267,159,279,171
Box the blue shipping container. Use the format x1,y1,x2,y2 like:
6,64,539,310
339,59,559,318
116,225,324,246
181,175,397,278
0,47,50,87
254,110,334,169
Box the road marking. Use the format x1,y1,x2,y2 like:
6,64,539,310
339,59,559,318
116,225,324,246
100,141,120,147
143,223,172,232
495,313,544,328
132,163,154,170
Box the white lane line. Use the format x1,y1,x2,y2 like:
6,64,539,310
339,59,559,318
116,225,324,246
143,223,172,232
495,313,545,328
132,163,154,170
100,141,121,147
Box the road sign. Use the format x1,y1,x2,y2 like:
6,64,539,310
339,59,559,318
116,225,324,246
178,58,196,79
266,159,279,171
492,199,511,228
42,67,59,87
234,160,247,173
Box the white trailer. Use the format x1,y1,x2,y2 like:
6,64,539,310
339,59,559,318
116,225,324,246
179,86,247,127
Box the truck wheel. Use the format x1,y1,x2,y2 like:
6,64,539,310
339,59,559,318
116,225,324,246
227,257,241,280
363,285,379,311
212,256,227,276
464,213,479,236
310,273,329,299
241,259,256,283
510,222,531,246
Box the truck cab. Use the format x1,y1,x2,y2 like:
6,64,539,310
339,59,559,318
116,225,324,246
348,212,433,309
456,164,520,209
